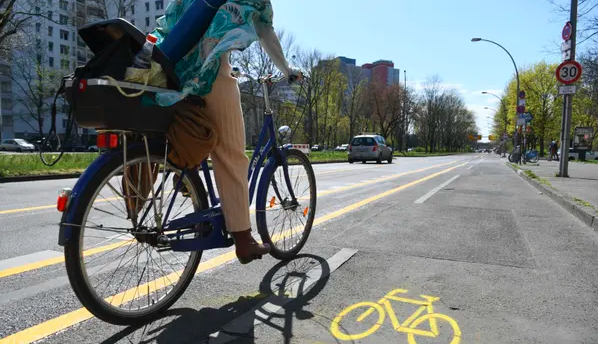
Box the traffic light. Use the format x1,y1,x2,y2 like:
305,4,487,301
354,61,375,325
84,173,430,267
468,135,473,140
477,135,482,140
488,135,495,141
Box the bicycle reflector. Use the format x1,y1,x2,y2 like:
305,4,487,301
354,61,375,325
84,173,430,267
57,188,72,212
96,133,119,149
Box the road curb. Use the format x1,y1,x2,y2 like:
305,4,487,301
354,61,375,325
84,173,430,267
0,159,356,184
506,163,598,230
0,173,83,183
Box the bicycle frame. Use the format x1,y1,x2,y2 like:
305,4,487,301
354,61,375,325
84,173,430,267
58,74,298,252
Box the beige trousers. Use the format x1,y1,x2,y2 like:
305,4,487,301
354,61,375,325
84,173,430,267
201,53,251,232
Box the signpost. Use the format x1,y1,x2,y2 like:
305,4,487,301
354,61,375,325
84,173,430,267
558,2,579,177
559,85,577,95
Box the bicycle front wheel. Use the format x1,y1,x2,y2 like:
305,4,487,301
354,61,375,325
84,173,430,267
256,149,316,260
406,313,462,344
63,145,208,325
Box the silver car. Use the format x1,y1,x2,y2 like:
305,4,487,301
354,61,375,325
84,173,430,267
0,139,36,152
348,134,393,164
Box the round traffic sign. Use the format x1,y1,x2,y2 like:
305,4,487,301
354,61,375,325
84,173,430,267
556,60,582,84
517,105,525,113
519,90,526,99
562,21,572,41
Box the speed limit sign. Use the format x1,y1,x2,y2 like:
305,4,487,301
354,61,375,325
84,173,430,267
556,60,582,84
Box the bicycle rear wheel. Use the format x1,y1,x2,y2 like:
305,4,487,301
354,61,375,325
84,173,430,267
256,149,316,260
63,145,208,325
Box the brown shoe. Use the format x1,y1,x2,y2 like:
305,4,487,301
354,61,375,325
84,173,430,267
230,229,271,264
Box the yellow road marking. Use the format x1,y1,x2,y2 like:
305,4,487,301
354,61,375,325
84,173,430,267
0,240,133,279
0,162,449,216
0,160,462,280
0,162,466,344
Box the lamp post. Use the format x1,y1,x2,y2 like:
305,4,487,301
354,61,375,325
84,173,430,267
472,38,523,163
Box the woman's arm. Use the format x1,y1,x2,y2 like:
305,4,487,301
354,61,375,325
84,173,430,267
254,20,293,77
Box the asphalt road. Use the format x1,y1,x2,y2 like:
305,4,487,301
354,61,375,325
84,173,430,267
1,154,597,344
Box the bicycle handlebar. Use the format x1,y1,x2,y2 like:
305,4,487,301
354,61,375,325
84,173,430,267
231,67,304,85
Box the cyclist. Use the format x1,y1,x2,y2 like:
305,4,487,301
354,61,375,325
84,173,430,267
125,0,302,264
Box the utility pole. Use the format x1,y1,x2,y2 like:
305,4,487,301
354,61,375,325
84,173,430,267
402,70,407,152
559,0,578,177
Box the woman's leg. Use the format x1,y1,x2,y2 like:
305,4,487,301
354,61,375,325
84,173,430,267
202,53,270,263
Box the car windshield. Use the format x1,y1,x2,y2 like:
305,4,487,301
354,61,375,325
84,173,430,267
14,139,29,144
351,137,375,146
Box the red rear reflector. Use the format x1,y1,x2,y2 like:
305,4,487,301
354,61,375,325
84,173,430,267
96,133,119,149
97,133,107,148
109,134,118,148
57,188,72,212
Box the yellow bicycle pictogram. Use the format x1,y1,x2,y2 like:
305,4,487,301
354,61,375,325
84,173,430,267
330,288,461,343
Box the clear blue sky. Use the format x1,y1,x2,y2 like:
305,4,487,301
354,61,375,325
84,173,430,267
272,0,568,140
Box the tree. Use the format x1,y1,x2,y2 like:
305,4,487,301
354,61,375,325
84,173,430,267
0,0,60,49
10,32,63,137
343,65,367,140
365,81,403,140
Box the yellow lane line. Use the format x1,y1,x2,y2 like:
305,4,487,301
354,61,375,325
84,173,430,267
0,165,382,216
0,161,467,344
0,160,463,280
0,240,133,279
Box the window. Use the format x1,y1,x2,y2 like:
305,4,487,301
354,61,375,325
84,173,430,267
62,118,68,128
60,14,68,25
145,17,149,27
49,57,54,67
130,5,135,15
155,0,163,10
47,11,53,20
47,0,52,6
145,2,149,11
1,82,10,93
35,6,40,13
60,30,69,40
48,41,54,52
1,99,11,110
36,23,41,33
0,65,9,76
61,104,69,113
35,38,41,48
60,45,69,54
48,26,53,36
3,116,13,126
37,54,42,64
61,59,69,69
59,0,68,10
350,137,375,146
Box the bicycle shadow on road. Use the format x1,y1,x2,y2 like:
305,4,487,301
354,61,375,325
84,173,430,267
101,253,340,344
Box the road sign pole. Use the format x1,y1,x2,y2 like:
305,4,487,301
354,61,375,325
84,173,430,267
559,0,578,178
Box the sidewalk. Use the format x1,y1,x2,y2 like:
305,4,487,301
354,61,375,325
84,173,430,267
508,160,598,230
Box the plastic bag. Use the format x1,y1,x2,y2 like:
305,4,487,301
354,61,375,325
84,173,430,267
124,61,167,88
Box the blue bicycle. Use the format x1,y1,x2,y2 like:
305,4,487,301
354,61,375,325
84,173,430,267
57,69,316,325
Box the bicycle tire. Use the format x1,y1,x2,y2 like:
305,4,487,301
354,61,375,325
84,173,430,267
64,145,208,325
256,149,316,260
329,302,385,341
406,313,461,344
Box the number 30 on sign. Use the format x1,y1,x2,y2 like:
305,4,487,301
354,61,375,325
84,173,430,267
556,60,582,84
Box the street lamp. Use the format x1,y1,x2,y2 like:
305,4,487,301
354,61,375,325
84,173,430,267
472,37,521,162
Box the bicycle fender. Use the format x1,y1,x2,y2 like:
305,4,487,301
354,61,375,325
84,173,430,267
58,142,152,246
255,156,278,214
